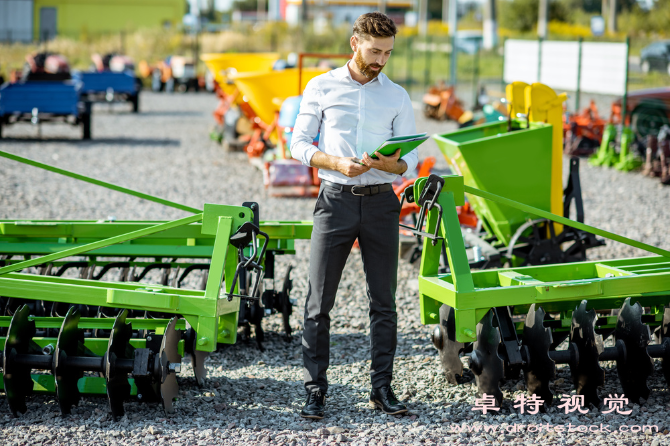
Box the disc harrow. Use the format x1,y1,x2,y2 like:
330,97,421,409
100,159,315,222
0,150,313,419
408,173,670,409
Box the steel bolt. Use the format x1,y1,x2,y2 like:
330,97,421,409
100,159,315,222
197,337,208,346
168,362,181,374
147,336,152,342
137,394,143,400
463,328,475,339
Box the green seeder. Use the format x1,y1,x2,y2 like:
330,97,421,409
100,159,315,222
416,82,670,409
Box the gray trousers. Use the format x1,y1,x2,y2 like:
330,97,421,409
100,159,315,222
303,181,400,394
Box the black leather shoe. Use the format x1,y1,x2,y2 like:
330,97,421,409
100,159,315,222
300,391,326,419
370,386,408,415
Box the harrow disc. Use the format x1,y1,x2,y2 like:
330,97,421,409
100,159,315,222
469,310,504,406
159,317,181,414
184,327,208,387
570,300,605,407
522,304,556,408
432,304,466,384
280,265,294,340
54,307,85,415
662,307,670,384
615,297,653,403
105,309,133,420
3,305,39,416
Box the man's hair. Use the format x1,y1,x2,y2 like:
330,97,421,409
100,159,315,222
353,12,397,40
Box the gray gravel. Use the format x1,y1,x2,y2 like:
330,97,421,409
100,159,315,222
2,92,670,445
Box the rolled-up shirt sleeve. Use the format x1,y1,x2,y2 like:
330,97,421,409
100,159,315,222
290,80,322,166
393,90,419,177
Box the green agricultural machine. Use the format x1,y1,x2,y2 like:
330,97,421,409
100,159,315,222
0,150,312,419
417,82,670,408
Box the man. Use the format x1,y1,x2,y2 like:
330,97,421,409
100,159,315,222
290,12,418,419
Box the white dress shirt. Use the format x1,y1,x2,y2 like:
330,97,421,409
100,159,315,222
290,61,418,185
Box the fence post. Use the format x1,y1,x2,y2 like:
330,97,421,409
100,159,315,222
501,37,507,92
575,37,583,113
621,36,630,127
406,36,413,89
424,36,432,89
537,37,543,84
472,42,480,109
450,33,457,86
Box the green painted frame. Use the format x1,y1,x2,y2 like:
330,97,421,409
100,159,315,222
416,175,670,342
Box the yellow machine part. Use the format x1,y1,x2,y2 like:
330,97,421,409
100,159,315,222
200,53,280,95
505,81,529,119
523,83,568,223
231,68,328,127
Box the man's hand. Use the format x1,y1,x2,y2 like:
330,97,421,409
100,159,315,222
361,149,408,175
337,157,371,178
309,152,371,178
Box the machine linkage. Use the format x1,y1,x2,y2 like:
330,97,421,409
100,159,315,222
433,298,670,409
1,305,181,419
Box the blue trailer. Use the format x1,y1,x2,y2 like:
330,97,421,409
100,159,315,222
0,81,92,140
73,71,141,112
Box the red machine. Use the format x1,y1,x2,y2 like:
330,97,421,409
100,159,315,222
563,100,607,156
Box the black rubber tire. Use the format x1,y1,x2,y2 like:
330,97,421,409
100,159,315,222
631,106,669,140
130,94,139,113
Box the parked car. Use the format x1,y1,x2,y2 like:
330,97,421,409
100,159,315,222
611,87,670,140
640,41,670,75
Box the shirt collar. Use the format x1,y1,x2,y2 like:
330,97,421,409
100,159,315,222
336,60,385,86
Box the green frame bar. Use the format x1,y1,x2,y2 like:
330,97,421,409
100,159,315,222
417,176,670,342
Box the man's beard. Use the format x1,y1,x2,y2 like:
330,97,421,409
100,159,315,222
354,50,384,79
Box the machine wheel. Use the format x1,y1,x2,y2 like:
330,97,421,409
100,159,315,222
641,60,650,74
632,106,669,140
131,94,139,112
151,70,163,92
165,77,175,93
81,103,92,140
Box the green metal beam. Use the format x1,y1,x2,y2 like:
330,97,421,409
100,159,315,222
0,150,202,214
0,214,204,275
464,185,670,258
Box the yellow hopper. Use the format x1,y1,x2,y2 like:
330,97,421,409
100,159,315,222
200,53,280,94
231,68,328,127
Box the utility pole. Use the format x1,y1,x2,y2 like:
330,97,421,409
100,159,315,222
608,0,617,33
378,0,386,14
442,0,449,26
482,0,497,50
449,0,457,85
418,0,428,36
538,0,548,38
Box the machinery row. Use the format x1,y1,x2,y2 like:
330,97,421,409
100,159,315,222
2,53,669,418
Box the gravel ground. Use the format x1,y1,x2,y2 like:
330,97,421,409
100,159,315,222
2,92,670,446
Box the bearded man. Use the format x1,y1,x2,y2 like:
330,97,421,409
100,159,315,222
290,12,418,419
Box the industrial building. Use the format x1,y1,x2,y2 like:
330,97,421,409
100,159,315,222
0,0,185,43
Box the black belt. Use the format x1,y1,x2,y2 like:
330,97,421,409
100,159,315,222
323,180,393,196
